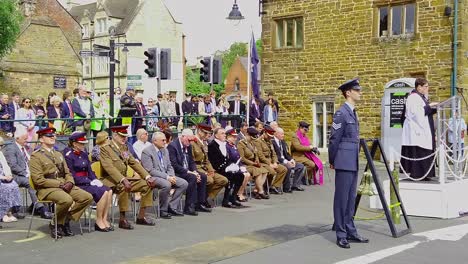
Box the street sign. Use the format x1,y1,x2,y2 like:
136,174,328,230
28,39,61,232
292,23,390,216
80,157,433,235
93,51,109,57
79,50,93,57
53,76,66,89
93,44,110,50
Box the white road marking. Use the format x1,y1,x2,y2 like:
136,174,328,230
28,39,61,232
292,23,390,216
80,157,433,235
335,223,468,264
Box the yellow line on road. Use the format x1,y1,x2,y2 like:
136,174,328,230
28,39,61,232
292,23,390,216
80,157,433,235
0,229,47,243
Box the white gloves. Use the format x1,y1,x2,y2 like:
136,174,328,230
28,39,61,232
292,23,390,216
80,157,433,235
225,163,240,173
90,179,103,187
240,166,247,173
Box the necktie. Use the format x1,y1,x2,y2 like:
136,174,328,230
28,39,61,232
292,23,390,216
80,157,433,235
68,102,74,118
182,147,189,169
235,101,239,115
22,147,29,162
158,151,164,165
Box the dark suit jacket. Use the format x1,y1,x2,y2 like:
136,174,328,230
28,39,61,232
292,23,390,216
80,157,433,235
71,97,95,126
228,101,246,115
175,102,181,116
182,100,193,115
2,143,29,178
167,139,197,175
271,138,292,164
46,106,64,119
207,140,230,173
8,102,18,120
61,100,73,119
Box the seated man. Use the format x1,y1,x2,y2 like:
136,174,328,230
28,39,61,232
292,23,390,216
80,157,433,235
2,131,52,219
272,127,306,192
132,128,152,160
192,124,227,207
141,132,188,219
29,128,93,238
208,128,244,208
254,126,287,194
167,129,210,215
290,121,323,185
100,125,157,229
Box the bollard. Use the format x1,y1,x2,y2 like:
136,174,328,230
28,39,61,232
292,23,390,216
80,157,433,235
390,162,401,224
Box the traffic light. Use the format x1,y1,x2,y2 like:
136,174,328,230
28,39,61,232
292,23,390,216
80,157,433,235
200,57,211,82
212,58,222,84
144,48,157,78
160,48,171,80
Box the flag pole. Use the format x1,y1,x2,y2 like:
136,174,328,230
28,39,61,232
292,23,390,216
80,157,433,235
246,30,252,127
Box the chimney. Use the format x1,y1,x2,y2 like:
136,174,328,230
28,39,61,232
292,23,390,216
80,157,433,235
19,0,37,17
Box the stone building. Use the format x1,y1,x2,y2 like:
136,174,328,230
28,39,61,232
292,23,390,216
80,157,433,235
261,0,468,151
70,0,185,103
224,56,261,101
0,0,82,97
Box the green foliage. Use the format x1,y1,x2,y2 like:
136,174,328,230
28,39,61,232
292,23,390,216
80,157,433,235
0,0,23,59
186,67,210,95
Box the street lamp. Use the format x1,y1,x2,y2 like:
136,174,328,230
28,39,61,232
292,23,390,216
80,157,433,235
227,0,244,20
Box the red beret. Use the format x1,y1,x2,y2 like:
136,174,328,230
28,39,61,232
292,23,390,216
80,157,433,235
226,128,238,137
111,125,129,137
264,126,275,136
36,127,56,137
197,123,212,133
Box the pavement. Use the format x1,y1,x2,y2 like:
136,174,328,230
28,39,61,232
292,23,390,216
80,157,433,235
1,157,468,264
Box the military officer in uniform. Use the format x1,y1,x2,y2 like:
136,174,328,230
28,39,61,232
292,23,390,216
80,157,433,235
192,123,228,207
329,78,369,249
254,126,287,194
99,125,157,230
29,128,93,238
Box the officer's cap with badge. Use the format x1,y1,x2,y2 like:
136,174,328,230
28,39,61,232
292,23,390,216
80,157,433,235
247,127,259,138
338,77,362,96
69,131,88,144
298,121,310,130
111,125,129,137
197,123,212,134
263,125,276,138
36,127,56,138
225,127,238,137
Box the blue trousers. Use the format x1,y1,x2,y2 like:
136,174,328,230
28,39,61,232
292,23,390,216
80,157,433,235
333,169,358,239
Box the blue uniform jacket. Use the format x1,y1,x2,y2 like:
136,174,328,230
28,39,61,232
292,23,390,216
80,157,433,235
328,103,360,172
63,147,97,186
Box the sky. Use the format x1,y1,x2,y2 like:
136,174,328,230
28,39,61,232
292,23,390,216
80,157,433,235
58,0,262,65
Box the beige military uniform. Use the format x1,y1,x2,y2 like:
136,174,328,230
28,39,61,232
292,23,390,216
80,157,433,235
29,147,93,224
237,139,268,177
290,133,316,181
254,138,287,188
99,140,153,212
191,138,227,199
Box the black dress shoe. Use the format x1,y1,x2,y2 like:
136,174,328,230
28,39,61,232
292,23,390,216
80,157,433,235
202,201,213,209
49,223,63,239
236,195,248,202
12,212,25,219
292,186,305,191
107,225,115,231
254,193,262,199
159,211,172,219
347,235,369,243
269,187,281,194
222,202,236,208
136,217,156,226
119,219,134,230
230,199,243,207
184,208,198,216
61,223,75,237
40,211,53,219
195,204,212,213
94,224,109,232
168,208,184,217
283,189,293,193
337,238,350,249
259,193,270,199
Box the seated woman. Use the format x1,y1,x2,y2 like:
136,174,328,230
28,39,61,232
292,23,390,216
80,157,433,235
63,132,113,232
91,131,109,162
225,127,251,202
237,127,269,199
0,138,22,223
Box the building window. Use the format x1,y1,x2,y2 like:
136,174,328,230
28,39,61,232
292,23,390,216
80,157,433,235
378,3,415,37
234,78,240,91
96,18,107,34
275,17,303,48
313,102,334,150
83,57,90,75
82,23,89,38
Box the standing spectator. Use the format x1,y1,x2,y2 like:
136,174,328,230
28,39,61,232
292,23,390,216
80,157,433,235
47,96,65,132
249,97,263,126
72,85,95,132
114,87,122,118
199,95,216,125
120,87,136,108
8,92,21,130
216,92,230,127
263,98,278,125
45,92,57,109
0,94,13,136
182,93,194,127
191,95,199,114
229,93,246,129
32,95,46,130
146,98,159,131
14,98,36,143
448,110,467,159
167,94,180,126
62,91,75,129
267,92,280,117
132,128,151,160
0,137,22,223
133,93,147,137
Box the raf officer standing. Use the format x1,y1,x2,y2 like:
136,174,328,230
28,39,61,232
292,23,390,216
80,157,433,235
329,78,369,249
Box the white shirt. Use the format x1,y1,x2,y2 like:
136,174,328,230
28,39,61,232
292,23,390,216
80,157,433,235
15,142,30,177
77,96,91,116
448,117,467,143
215,139,227,156
401,93,433,150
132,140,151,160
274,137,288,164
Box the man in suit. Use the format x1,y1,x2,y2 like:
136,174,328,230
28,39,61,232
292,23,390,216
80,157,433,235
29,127,93,238
2,132,52,219
192,124,228,207
182,93,195,127
61,91,75,128
254,126,287,194
8,92,20,133
236,122,248,144
329,78,369,249
71,85,95,132
229,93,246,129
99,125,157,229
248,97,263,126
141,132,188,219
0,94,13,136
208,128,244,208
272,127,305,193
167,129,211,215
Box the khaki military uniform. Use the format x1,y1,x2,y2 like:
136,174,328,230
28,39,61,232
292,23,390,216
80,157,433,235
237,139,268,177
99,140,153,212
191,138,228,199
254,138,287,188
29,147,93,224
290,133,317,181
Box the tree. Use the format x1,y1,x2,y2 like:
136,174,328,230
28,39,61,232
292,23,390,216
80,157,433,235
0,0,23,59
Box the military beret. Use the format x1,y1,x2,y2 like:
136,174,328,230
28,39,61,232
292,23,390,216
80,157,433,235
197,123,212,133
69,131,88,143
338,77,362,92
36,127,56,137
298,121,310,128
111,125,129,137
226,128,238,137
264,125,275,137
247,127,259,137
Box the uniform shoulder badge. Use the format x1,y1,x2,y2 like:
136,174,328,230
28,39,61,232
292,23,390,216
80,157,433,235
332,122,342,130
65,150,72,156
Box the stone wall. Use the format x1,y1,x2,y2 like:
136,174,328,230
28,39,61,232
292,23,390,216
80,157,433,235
261,0,466,142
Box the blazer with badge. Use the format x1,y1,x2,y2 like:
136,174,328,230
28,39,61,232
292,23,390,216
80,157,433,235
29,147,75,200
207,140,230,173
99,140,149,187
167,140,197,175
191,139,214,172
255,138,278,165
328,103,360,172
140,145,175,180
2,143,29,178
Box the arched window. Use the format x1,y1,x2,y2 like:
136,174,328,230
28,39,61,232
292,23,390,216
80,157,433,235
235,78,240,91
